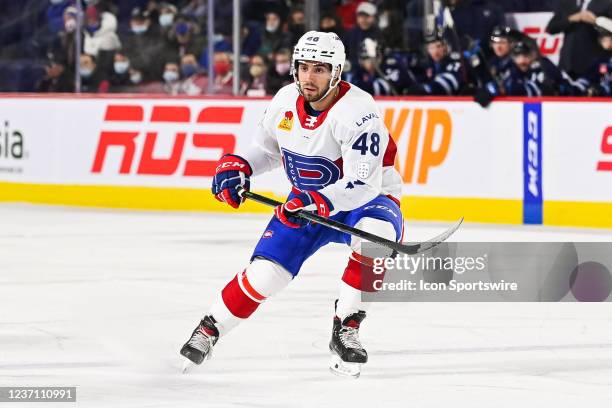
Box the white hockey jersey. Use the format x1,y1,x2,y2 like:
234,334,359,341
241,81,402,212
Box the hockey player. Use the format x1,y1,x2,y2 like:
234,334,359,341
180,31,403,378
406,30,465,96
504,40,586,96
577,26,612,96
488,26,518,82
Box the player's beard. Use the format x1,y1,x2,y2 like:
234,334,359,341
301,82,328,102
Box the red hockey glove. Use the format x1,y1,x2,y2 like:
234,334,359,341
212,154,252,209
274,190,333,228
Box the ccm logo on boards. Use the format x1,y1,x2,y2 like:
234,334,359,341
91,105,244,177
597,126,612,172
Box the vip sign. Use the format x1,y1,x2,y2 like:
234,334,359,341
91,105,244,177
383,108,451,184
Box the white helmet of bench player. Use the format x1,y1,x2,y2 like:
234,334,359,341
291,30,346,102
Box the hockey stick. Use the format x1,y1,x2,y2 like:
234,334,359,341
237,187,463,256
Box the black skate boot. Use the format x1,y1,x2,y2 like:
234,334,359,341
329,301,368,378
180,315,219,372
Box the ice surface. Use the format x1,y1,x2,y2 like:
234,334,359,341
1,204,612,408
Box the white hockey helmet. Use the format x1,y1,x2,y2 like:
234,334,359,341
291,31,346,101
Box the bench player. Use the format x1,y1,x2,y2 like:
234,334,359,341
180,31,403,378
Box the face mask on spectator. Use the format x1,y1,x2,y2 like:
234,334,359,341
114,61,130,74
79,67,93,78
266,21,280,33
249,64,265,78
163,70,179,82
64,18,77,33
130,72,142,84
181,64,198,77
159,13,174,27
87,22,101,33
131,24,148,34
214,61,230,76
275,62,290,75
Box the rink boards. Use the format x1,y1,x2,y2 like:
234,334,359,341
0,94,610,228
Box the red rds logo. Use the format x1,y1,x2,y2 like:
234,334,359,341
92,105,244,177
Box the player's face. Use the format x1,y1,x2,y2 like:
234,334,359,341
297,61,333,102
426,41,446,62
600,36,612,51
491,39,510,57
513,53,533,72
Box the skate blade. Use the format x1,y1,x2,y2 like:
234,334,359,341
181,358,196,374
329,353,361,379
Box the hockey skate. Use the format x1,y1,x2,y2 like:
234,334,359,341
329,303,368,378
180,315,219,373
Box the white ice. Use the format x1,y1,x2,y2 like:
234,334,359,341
1,203,612,408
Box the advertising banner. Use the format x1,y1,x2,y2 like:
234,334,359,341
1,95,611,228
506,12,563,65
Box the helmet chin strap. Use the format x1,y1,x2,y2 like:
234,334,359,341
294,63,342,104
311,77,340,103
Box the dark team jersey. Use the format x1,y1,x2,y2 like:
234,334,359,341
488,54,513,82
419,53,465,95
349,66,394,96
379,51,421,94
577,55,612,96
504,57,584,96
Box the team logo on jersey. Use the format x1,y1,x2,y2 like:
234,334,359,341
281,148,341,190
305,116,318,128
357,162,370,179
278,111,294,131
262,230,274,238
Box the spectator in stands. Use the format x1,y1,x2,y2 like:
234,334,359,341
344,2,382,67
83,5,121,58
179,53,207,95
349,38,394,96
406,30,464,95
265,47,292,94
242,22,263,58
212,51,234,94
121,8,162,81
335,0,363,30
162,60,181,94
287,7,306,46
546,0,612,77
258,9,292,59
48,6,79,72
108,51,133,92
36,52,73,92
241,54,268,96
157,3,178,35
163,15,205,63
319,12,345,39
47,0,72,35
79,53,109,93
